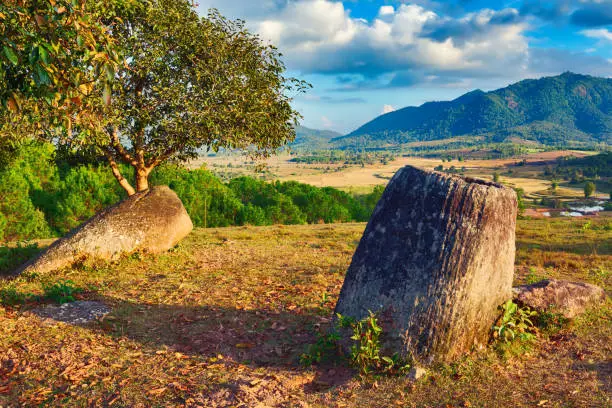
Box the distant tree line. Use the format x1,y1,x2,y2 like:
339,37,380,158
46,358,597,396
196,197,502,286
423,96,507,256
0,143,385,242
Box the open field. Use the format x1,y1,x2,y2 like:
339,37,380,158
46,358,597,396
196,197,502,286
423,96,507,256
1,217,610,407
192,150,607,199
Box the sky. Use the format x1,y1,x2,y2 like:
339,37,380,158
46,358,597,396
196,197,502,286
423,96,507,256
195,0,612,134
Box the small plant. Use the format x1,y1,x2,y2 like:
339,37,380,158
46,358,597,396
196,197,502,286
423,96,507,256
299,330,342,366
536,308,569,334
42,280,81,304
319,292,330,308
349,311,383,375
0,286,28,306
581,220,592,232
589,266,610,286
301,311,410,377
525,267,544,284
492,300,537,343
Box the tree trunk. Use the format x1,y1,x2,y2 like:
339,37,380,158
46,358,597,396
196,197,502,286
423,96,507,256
135,167,150,192
334,166,518,364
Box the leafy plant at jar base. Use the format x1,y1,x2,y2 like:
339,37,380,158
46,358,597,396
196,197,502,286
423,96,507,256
492,300,538,343
301,311,411,377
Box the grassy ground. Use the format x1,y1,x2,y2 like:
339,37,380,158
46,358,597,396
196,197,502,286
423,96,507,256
0,217,610,407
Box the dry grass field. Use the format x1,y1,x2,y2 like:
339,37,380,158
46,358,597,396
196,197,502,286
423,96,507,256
192,150,606,199
1,217,610,407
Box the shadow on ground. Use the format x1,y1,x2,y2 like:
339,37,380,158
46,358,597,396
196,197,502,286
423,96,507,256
92,295,355,392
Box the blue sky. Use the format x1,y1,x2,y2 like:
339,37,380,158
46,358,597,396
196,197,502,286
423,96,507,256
195,0,612,134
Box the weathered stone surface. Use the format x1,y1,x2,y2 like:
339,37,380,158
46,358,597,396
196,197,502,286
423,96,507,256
513,279,605,318
334,166,517,364
16,186,193,274
30,301,111,325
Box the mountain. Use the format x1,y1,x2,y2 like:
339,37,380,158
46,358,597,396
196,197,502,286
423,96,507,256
335,72,611,148
289,125,342,150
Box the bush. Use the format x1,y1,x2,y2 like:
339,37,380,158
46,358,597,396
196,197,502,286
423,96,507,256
151,166,244,227
0,143,384,240
0,243,41,275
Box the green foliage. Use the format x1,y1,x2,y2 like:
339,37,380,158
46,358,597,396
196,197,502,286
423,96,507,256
301,312,411,377
536,310,569,335
299,330,343,366
42,279,81,304
229,177,306,225
0,242,40,275
0,0,130,138
584,181,596,198
151,166,244,228
0,143,382,241
554,152,612,179
45,165,126,233
349,311,384,375
492,172,500,183
525,267,544,285
492,300,537,343
0,167,51,241
0,286,28,306
88,0,309,194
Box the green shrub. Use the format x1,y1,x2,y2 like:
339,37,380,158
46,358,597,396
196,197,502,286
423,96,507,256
0,169,51,241
0,143,382,240
0,243,41,275
42,280,81,304
299,329,343,366
152,166,244,227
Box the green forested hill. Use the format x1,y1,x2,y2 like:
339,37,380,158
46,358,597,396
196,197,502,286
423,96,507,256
336,72,611,148
289,125,342,150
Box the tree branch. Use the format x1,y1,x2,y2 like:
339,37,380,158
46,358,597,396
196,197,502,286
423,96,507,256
146,146,177,172
103,148,136,196
108,127,138,167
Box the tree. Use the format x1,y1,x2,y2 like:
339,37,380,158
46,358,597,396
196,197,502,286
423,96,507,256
584,181,596,198
62,1,308,195
0,0,130,141
493,172,500,183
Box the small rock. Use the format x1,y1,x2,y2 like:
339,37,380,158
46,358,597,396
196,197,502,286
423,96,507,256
407,366,427,381
513,279,605,318
30,301,111,325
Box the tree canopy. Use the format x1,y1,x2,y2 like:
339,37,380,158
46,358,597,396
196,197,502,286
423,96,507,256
2,0,308,195
0,0,132,130
65,0,308,194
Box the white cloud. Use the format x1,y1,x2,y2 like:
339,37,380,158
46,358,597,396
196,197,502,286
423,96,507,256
379,6,395,16
382,104,396,114
254,1,530,81
197,1,610,88
581,28,612,41
321,115,334,129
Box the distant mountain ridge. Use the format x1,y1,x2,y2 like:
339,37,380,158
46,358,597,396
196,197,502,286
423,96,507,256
289,125,342,150
335,72,611,148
